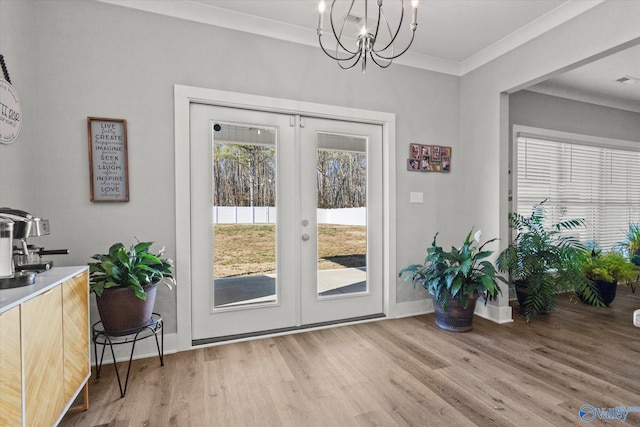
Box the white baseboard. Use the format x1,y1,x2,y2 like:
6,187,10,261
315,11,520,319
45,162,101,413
393,298,514,324
393,299,432,318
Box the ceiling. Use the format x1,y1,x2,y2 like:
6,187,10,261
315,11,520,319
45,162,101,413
527,44,640,112
101,0,640,110
193,0,571,64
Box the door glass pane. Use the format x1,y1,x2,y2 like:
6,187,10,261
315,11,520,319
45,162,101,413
212,123,277,308
316,133,367,297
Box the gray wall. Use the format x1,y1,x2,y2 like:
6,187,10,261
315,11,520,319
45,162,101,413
457,0,640,318
510,90,640,143
0,1,37,210
2,0,639,332
0,0,460,331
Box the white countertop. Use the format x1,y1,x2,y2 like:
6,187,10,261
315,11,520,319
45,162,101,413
0,266,88,314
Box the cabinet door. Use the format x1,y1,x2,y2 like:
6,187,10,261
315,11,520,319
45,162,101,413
63,271,90,402
22,286,65,427
0,306,22,426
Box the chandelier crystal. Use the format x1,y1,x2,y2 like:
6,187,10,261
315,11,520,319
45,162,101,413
317,0,419,73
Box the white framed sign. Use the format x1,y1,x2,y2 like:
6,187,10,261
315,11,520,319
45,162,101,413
0,79,22,144
87,117,129,202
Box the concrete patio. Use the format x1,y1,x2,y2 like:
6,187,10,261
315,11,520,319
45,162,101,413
214,267,367,307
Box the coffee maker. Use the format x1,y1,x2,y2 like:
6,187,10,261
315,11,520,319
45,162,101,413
0,217,14,278
0,208,69,288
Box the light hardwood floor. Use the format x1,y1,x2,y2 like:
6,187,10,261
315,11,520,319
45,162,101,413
61,287,640,426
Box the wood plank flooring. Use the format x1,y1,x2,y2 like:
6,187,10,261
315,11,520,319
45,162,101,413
61,287,640,426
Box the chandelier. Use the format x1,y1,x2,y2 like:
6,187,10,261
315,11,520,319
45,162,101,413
316,0,419,73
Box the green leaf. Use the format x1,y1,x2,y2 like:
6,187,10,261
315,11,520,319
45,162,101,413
139,253,163,265
108,243,125,259
133,241,153,254
450,277,462,296
116,246,130,267
103,280,120,289
92,281,105,296
102,262,121,279
132,285,147,300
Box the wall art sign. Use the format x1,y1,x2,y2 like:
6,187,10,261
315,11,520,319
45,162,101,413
87,117,129,202
0,79,22,144
407,144,451,173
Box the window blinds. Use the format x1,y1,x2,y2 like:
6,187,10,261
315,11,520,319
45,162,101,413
516,136,640,250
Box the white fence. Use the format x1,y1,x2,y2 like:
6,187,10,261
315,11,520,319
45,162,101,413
214,206,365,226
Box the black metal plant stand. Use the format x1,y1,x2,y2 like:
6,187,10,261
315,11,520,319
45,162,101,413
92,313,164,398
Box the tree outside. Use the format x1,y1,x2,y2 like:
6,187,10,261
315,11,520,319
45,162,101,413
213,143,367,278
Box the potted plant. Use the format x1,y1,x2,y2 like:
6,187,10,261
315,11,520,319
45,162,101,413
618,223,640,266
578,249,637,305
496,200,599,322
89,241,174,335
399,229,506,332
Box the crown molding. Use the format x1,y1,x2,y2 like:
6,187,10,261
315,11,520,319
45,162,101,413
459,0,605,75
97,0,603,77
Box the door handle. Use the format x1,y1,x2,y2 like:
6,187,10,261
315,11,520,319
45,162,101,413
301,234,310,241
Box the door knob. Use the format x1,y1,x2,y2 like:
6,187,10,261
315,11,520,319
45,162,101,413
301,234,310,241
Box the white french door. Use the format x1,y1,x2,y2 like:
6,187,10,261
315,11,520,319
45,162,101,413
299,117,383,325
190,104,383,343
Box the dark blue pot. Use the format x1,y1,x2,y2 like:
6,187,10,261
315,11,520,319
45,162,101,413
582,279,617,306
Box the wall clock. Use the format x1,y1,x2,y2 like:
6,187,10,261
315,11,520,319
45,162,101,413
0,78,22,144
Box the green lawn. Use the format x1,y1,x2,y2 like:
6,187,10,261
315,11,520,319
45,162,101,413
214,224,365,277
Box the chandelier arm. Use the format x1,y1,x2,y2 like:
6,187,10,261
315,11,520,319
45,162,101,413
368,53,393,69
337,55,362,70
372,2,383,39
371,29,416,61
372,4,405,55
328,0,360,56
318,35,361,62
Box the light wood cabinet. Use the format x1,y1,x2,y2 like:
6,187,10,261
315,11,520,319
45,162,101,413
62,272,90,404
0,268,89,427
0,306,22,426
22,286,66,426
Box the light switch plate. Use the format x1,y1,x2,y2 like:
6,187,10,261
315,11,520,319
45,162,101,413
410,192,423,203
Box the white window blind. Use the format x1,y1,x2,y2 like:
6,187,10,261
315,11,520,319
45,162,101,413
517,136,640,250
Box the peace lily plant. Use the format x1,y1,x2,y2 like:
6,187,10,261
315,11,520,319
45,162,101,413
399,229,506,331
89,241,175,300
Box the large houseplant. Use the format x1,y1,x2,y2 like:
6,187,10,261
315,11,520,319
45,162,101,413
399,229,506,332
496,201,600,322
578,249,637,305
89,241,174,335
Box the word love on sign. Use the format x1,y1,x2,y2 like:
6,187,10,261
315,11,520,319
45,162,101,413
87,117,129,202
0,79,22,144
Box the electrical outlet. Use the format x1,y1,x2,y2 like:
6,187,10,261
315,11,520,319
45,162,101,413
410,192,423,203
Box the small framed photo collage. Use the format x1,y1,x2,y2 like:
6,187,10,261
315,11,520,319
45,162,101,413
407,144,451,173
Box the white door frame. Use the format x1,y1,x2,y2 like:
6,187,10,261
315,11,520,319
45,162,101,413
174,84,396,351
